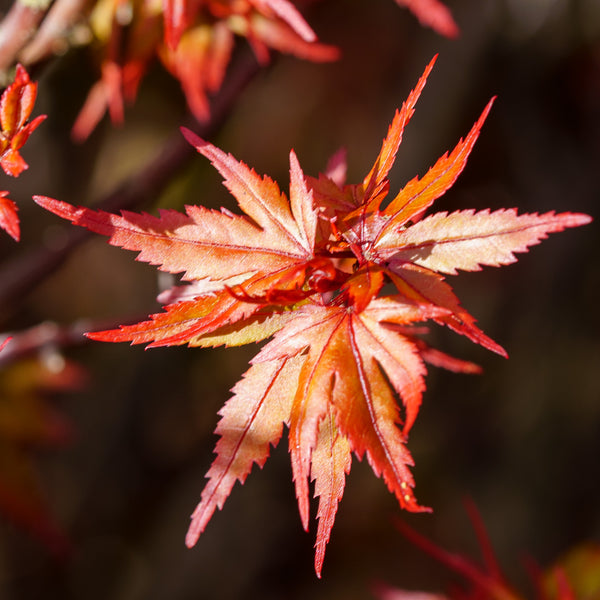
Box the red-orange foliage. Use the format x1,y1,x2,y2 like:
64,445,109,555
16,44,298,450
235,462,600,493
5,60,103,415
72,0,459,140
0,64,46,241
34,56,591,576
72,0,339,140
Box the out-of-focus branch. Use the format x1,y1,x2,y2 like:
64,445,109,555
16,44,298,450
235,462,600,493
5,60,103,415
0,312,149,366
0,49,261,316
0,0,52,76
19,0,91,65
0,320,90,366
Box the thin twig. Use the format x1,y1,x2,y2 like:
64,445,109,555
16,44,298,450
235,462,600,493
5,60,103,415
0,0,51,76
19,0,91,65
0,311,151,365
0,320,90,366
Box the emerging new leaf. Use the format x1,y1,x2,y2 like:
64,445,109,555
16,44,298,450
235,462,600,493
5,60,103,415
0,65,46,241
0,65,46,178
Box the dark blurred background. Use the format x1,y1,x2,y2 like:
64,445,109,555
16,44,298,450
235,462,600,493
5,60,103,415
0,0,599,598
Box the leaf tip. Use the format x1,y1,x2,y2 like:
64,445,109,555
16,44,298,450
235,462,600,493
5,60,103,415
32,194,51,206
314,559,324,579
180,126,205,150
185,526,200,548
567,212,593,227
414,53,438,84
84,329,119,343
33,195,65,214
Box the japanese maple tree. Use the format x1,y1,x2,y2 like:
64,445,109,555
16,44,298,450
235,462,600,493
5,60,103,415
34,55,591,576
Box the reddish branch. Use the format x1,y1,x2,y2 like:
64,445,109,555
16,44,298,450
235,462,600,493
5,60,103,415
0,320,90,366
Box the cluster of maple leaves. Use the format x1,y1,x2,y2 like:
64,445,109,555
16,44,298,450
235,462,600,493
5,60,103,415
0,0,593,581
34,56,591,575
0,65,45,241
72,0,457,139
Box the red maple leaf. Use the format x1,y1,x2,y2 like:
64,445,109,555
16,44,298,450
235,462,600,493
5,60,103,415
34,56,591,576
0,64,46,178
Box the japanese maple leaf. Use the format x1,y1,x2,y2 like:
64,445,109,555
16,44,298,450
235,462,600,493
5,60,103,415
0,64,46,178
34,138,440,576
35,56,591,576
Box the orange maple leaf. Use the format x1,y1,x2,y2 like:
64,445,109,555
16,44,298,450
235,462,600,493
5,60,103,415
35,56,591,576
